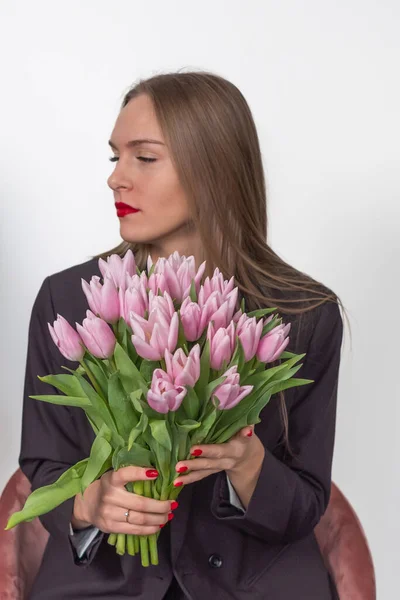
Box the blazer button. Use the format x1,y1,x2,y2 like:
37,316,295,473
208,554,223,568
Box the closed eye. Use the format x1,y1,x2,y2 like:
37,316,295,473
108,156,156,163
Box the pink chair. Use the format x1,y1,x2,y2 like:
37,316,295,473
314,483,376,599
0,469,376,599
0,470,49,600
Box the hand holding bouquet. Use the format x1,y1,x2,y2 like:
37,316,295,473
6,251,313,567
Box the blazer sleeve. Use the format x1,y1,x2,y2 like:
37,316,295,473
18,276,104,566
210,300,344,544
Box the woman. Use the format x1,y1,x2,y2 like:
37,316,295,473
19,71,346,599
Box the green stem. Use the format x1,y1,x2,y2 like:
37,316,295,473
116,533,126,555
143,480,152,497
133,480,144,495
134,534,140,554
139,535,150,567
149,534,159,565
143,479,158,564
80,358,105,399
112,321,120,343
107,532,117,546
109,355,118,372
133,480,150,566
127,534,136,556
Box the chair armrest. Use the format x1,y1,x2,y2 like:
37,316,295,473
315,482,376,600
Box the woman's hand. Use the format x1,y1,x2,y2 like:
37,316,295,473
173,426,266,508
72,466,177,535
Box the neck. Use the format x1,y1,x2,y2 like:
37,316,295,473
149,228,204,268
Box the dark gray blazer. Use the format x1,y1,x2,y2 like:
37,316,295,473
19,258,343,599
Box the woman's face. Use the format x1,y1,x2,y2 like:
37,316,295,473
107,94,193,258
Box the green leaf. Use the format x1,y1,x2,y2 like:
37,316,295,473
245,363,288,391
128,411,149,450
37,374,86,398
130,391,161,420
189,279,197,302
149,420,172,451
280,350,299,360
281,353,306,369
236,338,246,373
261,316,282,337
208,388,258,435
263,364,304,389
114,342,147,396
204,375,227,402
213,417,249,444
29,394,92,408
113,443,153,470
61,364,86,376
81,424,113,494
83,356,109,398
118,317,132,343
246,307,278,318
191,408,217,446
268,377,314,396
181,386,200,421
194,339,211,398
74,373,121,444
176,419,201,433
108,371,138,439
5,459,89,530
139,360,160,384
130,389,144,413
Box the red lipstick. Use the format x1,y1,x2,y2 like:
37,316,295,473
115,202,140,217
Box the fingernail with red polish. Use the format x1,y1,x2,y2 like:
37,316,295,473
246,430,253,437
168,512,174,521
174,481,183,487
159,523,165,529
177,466,188,473
145,469,159,478
191,449,202,456
171,501,179,510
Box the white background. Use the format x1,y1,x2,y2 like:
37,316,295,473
1,1,399,597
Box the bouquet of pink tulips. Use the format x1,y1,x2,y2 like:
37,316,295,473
6,250,313,567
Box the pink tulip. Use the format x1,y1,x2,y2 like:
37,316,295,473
119,272,148,322
147,369,187,413
165,345,201,387
76,310,116,359
147,272,168,297
81,275,120,324
142,290,176,323
207,321,236,370
48,315,85,362
256,321,291,363
199,268,235,304
179,297,206,341
212,366,253,410
233,308,243,323
236,313,264,361
200,288,238,332
98,249,136,292
149,252,206,302
130,293,179,361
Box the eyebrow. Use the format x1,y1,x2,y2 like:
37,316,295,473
108,138,165,149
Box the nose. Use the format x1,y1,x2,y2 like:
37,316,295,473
107,162,132,192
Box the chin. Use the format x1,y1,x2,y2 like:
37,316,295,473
119,225,159,246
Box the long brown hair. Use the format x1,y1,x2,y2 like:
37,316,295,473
95,70,351,452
